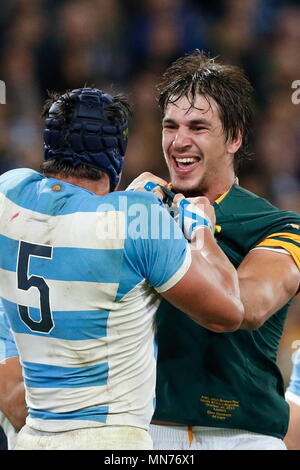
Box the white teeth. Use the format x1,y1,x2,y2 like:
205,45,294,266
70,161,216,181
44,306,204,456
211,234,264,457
175,157,197,163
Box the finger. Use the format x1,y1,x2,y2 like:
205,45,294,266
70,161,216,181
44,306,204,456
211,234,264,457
143,181,166,201
173,193,185,205
139,172,169,187
152,186,166,200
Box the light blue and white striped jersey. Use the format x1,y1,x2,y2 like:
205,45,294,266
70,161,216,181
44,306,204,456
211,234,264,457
286,348,300,406
0,298,18,361
0,168,191,432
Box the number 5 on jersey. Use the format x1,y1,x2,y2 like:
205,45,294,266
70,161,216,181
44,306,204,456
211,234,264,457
17,241,54,334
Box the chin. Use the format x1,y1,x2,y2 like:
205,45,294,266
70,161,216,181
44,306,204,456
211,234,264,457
172,178,202,197
172,180,203,198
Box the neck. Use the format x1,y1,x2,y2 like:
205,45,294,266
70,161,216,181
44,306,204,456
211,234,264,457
203,174,237,203
180,173,236,204
48,174,110,196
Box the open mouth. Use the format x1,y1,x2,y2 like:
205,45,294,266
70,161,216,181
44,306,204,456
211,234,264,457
172,156,201,173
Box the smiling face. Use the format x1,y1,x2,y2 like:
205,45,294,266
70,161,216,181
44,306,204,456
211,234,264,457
162,94,242,199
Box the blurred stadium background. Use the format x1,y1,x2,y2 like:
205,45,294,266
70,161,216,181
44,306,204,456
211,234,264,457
0,0,299,404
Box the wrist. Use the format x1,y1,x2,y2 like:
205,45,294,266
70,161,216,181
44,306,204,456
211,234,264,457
177,199,214,241
190,224,216,249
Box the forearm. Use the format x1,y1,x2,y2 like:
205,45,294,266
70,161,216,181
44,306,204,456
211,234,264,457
238,280,273,330
188,229,244,330
191,228,240,298
0,382,27,431
0,358,27,430
284,400,300,450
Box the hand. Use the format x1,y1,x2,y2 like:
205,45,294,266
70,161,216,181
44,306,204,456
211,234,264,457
185,196,216,229
172,194,216,241
126,172,169,201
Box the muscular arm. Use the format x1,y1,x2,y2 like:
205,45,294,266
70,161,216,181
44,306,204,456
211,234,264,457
0,357,27,430
284,399,300,450
127,172,244,332
237,249,300,330
161,227,244,332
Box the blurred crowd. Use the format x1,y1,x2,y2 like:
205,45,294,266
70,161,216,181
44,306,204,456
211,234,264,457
0,0,300,384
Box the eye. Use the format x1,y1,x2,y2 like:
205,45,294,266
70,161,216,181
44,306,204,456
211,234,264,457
163,121,177,130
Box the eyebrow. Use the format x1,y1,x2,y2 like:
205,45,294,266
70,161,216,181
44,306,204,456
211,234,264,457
162,117,212,126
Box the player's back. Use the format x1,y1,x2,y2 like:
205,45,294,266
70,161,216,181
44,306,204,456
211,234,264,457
0,168,165,432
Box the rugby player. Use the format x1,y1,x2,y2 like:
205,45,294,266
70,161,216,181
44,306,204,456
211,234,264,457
130,51,300,450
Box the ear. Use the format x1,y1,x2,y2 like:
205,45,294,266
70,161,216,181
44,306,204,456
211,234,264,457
227,130,243,155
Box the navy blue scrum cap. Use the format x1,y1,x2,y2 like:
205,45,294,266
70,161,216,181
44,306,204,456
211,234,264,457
43,87,129,190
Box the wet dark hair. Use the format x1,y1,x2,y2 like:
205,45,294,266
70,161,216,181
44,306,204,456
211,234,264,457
41,159,104,181
157,50,254,171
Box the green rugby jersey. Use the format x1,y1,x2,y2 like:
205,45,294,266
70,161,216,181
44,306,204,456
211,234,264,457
153,184,300,439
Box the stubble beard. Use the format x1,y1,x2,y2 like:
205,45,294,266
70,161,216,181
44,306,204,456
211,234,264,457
171,174,208,198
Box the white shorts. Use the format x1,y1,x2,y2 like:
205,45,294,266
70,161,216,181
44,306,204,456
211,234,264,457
14,425,153,450
149,424,287,450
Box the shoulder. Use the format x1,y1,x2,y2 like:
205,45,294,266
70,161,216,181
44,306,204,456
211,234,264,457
0,168,41,188
0,168,46,211
115,190,162,205
218,184,300,222
69,190,164,224
99,190,163,212
218,184,277,211
215,185,300,256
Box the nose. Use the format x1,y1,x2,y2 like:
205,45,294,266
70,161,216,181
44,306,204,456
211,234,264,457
172,128,192,151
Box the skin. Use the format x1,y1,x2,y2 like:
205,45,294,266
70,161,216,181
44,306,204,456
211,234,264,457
0,357,26,430
161,94,241,201
284,400,300,450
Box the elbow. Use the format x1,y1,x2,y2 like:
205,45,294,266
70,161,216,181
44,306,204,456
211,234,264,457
204,300,245,333
239,304,270,330
208,319,242,333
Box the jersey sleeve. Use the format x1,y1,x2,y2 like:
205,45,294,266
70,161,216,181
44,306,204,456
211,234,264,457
217,187,300,271
0,298,18,361
255,231,300,270
243,206,300,271
286,348,300,405
124,192,191,293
